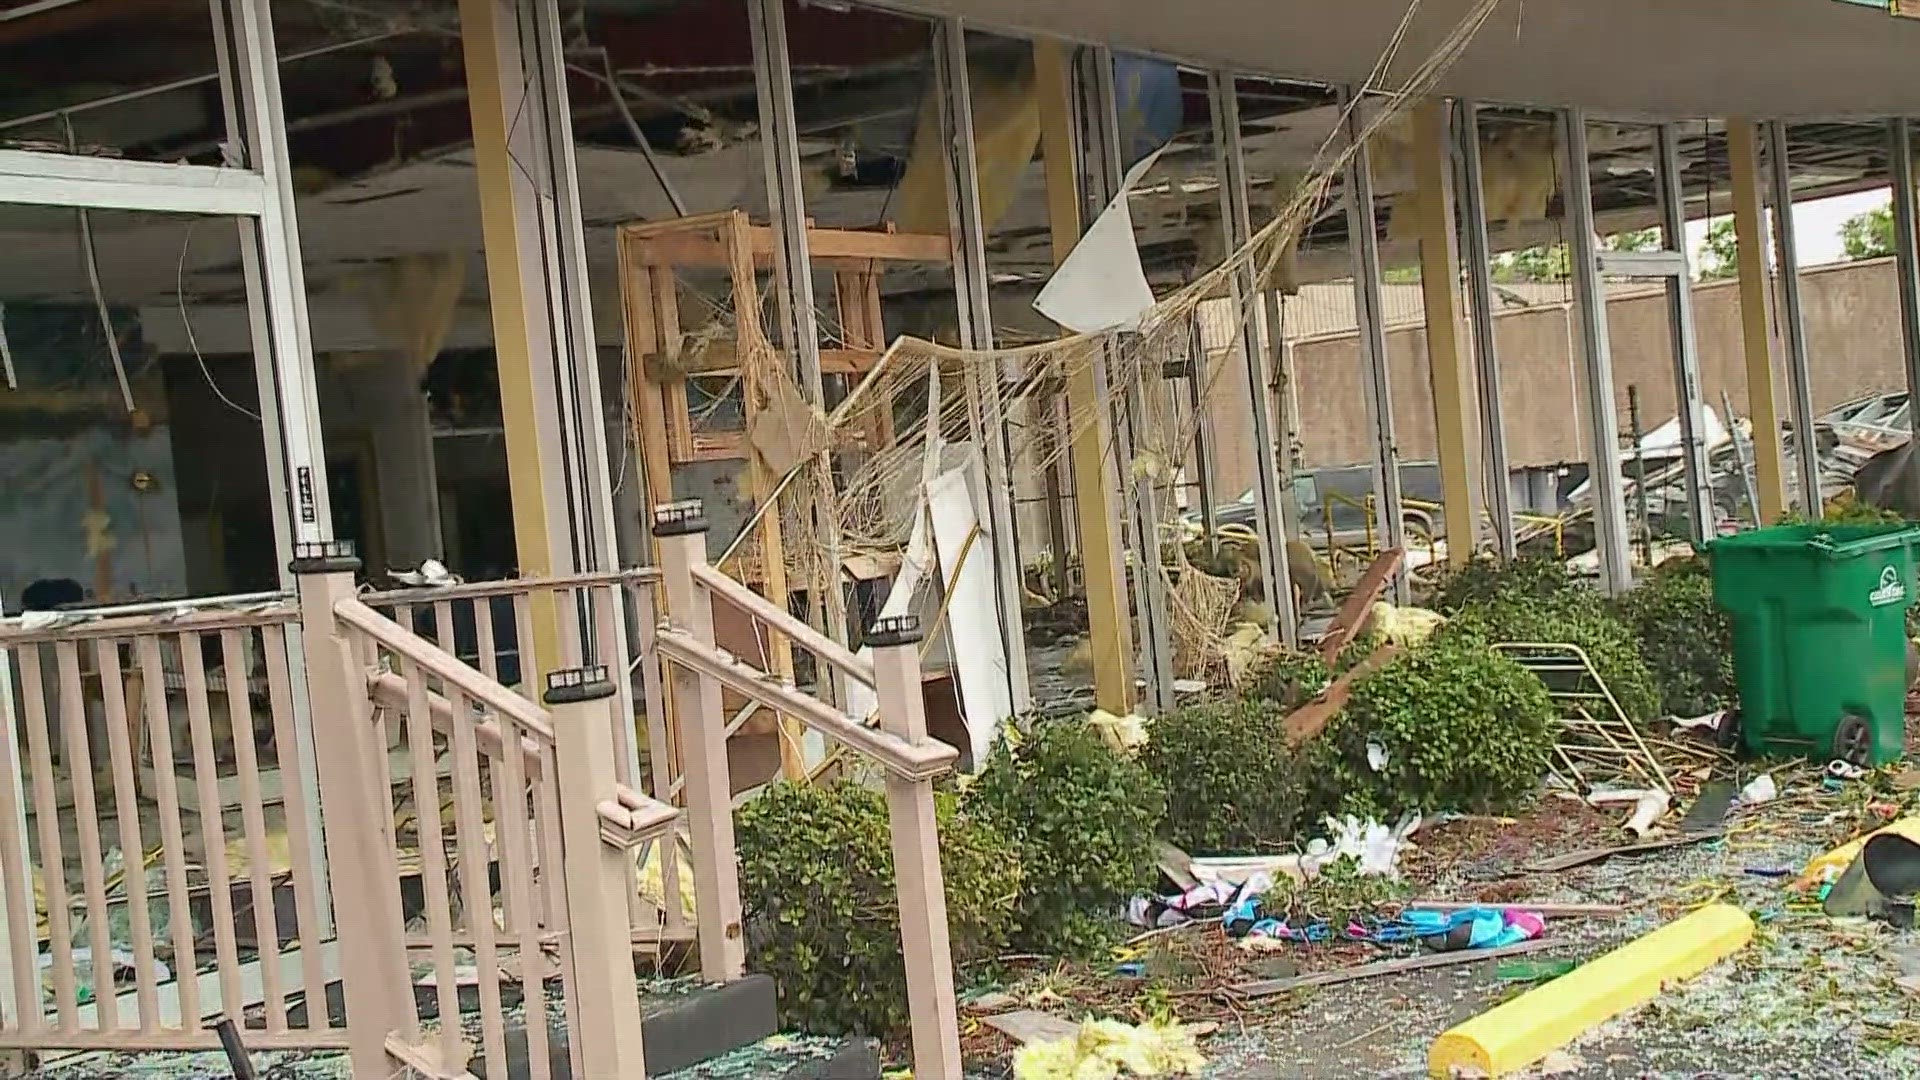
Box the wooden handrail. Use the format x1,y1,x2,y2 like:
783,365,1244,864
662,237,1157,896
689,562,876,689
360,567,661,607
0,603,297,645
656,626,953,782
365,671,547,778
334,598,557,742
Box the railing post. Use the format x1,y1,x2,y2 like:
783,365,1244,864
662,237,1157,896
653,500,746,981
867,615,961,1079
288,541,414,1077
542,667,650,1075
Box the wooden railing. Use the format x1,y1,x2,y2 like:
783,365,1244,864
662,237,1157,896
652,499,964,1078
357,568,691,951
0,598,340,1053
293,543,678,1077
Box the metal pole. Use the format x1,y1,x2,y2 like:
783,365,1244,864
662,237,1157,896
1184,317,1220,547
1628,384,1653,566
221,0,336,930
1453,100,1515,560
1655,122,1716,546
1557,108,1632,593
1891,118,1920,455
1723,388,1760,529
1081,47,1174,712
1339,86,1408,603
748,0,850,681
933,17,1031,713
1210,70,1297,646
1766,121,1822,515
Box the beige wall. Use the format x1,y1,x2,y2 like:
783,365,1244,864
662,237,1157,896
1206,257,1911,482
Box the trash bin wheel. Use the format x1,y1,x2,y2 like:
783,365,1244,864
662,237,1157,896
1834,714,1874,768
1715,707,1743,750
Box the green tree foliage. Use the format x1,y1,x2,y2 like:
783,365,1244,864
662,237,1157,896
1841,203,1895,261
1699,218,1740,280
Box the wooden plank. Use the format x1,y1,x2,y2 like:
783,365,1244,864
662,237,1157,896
135,636,200,1027
53,642,116,1034
92,640,161,1032
402,658,466,1069
1523,832,1722,874
1318,547,1405,664
1226,939,1558,1000
259,629,330,1031
445,688,509,1078
17,646,78,1029
1405,901,1628,918
220,629,287,1033
1282,643,1400,746
627,224,949,270
179,631,244,1020
980,1010,1080,1045
489,691,551,1080
0,646,42,1031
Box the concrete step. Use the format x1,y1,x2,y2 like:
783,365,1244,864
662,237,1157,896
471,973,781,1078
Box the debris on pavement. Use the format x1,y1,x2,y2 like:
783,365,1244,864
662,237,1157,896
1011,1018,1207,1079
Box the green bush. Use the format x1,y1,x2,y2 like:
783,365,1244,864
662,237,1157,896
1242,648,1332,710
1312,635,1558,816
1142,698,1307,855
1428,552,1576,616
1612,558,1736,716
967,719,1166,957
1442,584,1662,721
736,781,1022,1036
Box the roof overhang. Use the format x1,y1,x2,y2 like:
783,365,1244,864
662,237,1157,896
883,0,1920,119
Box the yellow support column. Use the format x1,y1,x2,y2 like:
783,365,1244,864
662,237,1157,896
1409,99,1483,565
459,0,569,680
1729,119,1791,523
1034,41,1135,713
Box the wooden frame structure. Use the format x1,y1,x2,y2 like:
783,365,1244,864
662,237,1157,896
617,209,952,778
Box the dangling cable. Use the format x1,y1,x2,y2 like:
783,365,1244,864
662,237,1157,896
65,115,136,413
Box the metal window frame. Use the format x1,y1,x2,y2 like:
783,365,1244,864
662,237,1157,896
1339,86,1409,603
1210,70,1299,646
1894,118,1920,421
1453,100,1515,559
1654,123,1716,546
1557,107,1633,593
932,16,1032,712
0,150,268,215
748,0,851,690
1765,120,1823,515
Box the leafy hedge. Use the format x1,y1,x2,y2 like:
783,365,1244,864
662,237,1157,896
1242,648,1333,710
1310,634,1559,817
1441,582,1662,722
967,719,1165,957
1429,552,1576,616
736,782,1022,1036
1611,558,1736,716
1141,698,1307,855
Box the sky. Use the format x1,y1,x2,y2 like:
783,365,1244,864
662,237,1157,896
1683,185,1891,269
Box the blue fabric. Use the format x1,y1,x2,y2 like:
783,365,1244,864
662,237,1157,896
1111,54,1183,170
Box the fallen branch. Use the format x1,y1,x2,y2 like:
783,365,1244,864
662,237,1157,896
1403,901,1628,918
1223,939,1558,1001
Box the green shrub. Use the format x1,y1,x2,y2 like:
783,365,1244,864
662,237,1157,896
967,719,1166,957
1142,698,1307,855
1429,552,1576,615
1242,648,1332,710
736,781,1022,1036
1442,584,1662,721
1612,558,1736,716
1312,635,1558,816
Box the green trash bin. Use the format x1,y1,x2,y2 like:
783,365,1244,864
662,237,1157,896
1708,522,1920,766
